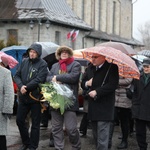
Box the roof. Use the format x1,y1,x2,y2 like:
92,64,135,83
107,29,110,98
87,30,144,46
0,0,92,30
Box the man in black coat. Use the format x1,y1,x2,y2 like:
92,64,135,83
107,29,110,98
132,58,150,150
14,43,48,150
82,54,119,150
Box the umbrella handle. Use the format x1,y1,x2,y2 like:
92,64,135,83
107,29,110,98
101,63,112,87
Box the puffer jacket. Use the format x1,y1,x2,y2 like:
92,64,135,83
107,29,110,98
115,77,132,108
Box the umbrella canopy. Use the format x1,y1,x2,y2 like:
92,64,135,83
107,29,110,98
73,49,85,59
82,46,140,79
97,41,137,55
137,50,150,58
0,51,18,69
1,45,27,75
131,55,148,62
1,45,27,63
35,42,60,59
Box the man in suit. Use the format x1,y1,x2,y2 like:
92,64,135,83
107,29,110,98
82,54,119,150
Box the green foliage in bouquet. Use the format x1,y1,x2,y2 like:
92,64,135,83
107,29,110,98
40,82,74,115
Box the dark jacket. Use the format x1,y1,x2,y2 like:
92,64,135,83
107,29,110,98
46,60,81,112
14,43,48,103
132,72,150,121
87,61,119,121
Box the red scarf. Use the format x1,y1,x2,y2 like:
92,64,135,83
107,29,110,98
59,57,74,73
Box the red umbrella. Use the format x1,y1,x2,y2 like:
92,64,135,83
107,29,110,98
82,46,140,79
97,41,137,55
0,52,18,69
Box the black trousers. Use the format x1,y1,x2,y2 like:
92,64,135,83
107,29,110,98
116,107,131,141
16,102,41,149
0,136,7,150
136,119,150,150
41,104,50,126
79,112,88,135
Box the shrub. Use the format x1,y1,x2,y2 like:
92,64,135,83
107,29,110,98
6,35,21,46
0,40,5,50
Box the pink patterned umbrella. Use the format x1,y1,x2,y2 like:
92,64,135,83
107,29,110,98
0,51,18,68
82,46,140,79
97,41,136,55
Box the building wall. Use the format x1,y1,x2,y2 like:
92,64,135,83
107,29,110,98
0,0,133,50
0,22,93,49
66,0,132,39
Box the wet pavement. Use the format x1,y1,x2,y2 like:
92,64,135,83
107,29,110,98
7,113,150,150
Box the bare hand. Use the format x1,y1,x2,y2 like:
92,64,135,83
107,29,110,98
88,90,97,98
20,85,27,94
52,75,57,82
86,78,93,87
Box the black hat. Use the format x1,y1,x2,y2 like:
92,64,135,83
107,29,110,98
142,58,150,66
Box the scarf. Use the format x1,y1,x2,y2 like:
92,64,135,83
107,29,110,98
143,73,150,85
59,57,74,73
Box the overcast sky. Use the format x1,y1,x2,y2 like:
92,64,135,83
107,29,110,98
133,0,150,41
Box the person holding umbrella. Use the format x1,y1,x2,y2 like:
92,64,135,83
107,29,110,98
83,53,119,150
81,46,140,150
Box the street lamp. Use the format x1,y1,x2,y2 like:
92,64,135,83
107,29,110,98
45,20,51,29
29,19,51,42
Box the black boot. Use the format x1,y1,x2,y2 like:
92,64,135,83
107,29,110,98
117,141,128,149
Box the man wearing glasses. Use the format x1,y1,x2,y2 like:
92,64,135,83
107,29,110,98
81,54,119,150
132,58,150,150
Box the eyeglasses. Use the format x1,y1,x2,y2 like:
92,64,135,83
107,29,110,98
61,51,68,54
91,56,99,59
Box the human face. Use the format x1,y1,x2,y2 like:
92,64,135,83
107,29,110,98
143,65,150,74
29,49,38,59
60,51,69,60
91,54,105,66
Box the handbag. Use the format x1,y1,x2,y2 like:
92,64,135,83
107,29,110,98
126,83,134,99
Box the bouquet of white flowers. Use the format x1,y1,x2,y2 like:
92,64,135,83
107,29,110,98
40,82,75,115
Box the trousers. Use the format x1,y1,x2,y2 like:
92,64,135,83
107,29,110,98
136,119,150,150
16,102,41,149
51,110,81,150
0,135,7,150
91,121,111,150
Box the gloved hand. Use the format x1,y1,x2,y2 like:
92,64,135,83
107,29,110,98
2,113,12,119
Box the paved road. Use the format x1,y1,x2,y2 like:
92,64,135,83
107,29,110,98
7,113,150,150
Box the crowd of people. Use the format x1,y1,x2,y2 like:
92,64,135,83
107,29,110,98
1,43,150,150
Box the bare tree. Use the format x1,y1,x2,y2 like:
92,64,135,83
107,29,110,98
138,21,150,49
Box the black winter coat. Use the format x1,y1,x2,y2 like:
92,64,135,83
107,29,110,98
132,73,150,121
14,58,48,103
86,61,119,121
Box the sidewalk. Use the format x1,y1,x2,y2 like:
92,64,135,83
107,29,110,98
7,114,150,150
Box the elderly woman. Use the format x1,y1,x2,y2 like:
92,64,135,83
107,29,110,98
46,46,81,150
0,59,14,150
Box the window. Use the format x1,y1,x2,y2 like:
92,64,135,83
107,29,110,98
55,31,61,45
7,29,18,45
